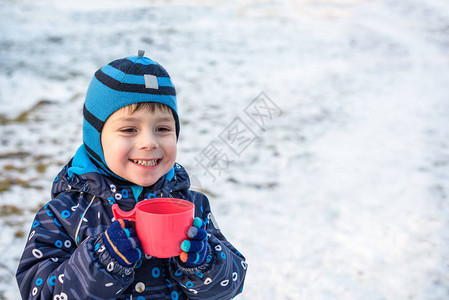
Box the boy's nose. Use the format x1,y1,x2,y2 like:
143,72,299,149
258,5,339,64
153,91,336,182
137,133,158,150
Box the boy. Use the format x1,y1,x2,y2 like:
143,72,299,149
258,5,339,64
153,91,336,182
16,50,247,299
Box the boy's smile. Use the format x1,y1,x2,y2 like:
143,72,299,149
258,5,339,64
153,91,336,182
101,105,177,187
132,159,160,167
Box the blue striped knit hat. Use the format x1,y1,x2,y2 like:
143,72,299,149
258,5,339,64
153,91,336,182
83,50,179,178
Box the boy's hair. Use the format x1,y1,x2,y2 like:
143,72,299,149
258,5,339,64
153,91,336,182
125,102,172,115
82,50,179,180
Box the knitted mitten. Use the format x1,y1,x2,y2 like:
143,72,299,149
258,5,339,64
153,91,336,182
103,219,142,267
180,217,208,268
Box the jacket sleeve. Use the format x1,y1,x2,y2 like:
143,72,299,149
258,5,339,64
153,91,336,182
169,191,248,300
15,196,134,299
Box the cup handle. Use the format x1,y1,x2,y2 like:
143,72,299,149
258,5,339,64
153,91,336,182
112,203,136,221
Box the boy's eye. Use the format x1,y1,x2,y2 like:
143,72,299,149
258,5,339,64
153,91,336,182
120,128,137,133
156,126,172,132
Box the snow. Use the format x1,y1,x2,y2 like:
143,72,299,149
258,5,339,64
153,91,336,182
1,0,449,299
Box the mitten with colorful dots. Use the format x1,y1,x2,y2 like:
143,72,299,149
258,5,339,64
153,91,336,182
103,219,142,267
180,217,208,268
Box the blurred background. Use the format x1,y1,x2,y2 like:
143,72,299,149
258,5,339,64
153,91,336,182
1,0,449,299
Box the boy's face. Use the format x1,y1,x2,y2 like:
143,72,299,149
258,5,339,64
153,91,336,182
101,105,177,187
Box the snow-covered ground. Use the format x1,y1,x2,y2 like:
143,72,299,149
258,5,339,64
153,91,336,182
1,0,449,299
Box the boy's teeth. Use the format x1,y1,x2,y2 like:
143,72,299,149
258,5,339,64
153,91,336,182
133,159,158,166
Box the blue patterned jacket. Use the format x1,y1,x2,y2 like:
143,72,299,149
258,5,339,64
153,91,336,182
16,146,247,299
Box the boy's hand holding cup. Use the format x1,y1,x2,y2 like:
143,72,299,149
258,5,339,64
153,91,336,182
180,217,208,267
104,216,209,270
112,198,206,263
103,219,143,267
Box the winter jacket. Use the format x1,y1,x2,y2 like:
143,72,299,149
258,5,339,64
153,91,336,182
16,145,247,299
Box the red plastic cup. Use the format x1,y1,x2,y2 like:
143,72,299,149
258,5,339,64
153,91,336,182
112,198,194,258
